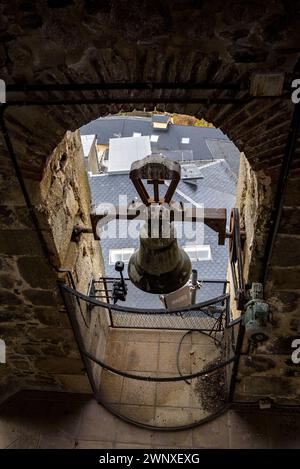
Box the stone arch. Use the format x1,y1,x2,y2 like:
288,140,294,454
1,1,300,402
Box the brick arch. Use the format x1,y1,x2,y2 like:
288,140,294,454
1,1,300,403
0,0,299,181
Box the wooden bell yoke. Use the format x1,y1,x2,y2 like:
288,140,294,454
90,153,227,245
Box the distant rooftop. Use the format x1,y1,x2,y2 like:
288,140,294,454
108,136,151,174
151,114,170,123
80,134,96,157
81,115,241,177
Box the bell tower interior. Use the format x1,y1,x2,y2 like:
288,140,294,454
1,0,300,450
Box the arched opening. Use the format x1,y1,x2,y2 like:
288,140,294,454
70,109,240,428
1,92,295,422
1,0,300,442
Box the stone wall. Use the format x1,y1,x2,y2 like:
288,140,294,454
233,154,300,404
85,141,99,175
236,154,273,284
0,1,299,404
0,130,106,402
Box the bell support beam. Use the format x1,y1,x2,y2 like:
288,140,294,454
129,154,181,206
90,205,227,245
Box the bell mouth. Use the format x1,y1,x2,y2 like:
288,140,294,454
128,250,192,294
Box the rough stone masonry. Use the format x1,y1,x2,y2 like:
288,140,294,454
0,130,106,402
0,1,300,403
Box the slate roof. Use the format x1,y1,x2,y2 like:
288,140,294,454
80,116,239,172
80,134,96,157
89,159,236,308
152,114,170,123
108,136,151,173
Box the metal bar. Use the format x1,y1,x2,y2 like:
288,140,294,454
228,323,245,402
0,107,54,266
62,282,229,314
90,295,110,299
3,97,269,107
153,180,159,203
190,269,198,305
262,103,300,286
131,178,151,206
59,282,97,394
5,82,241,92
58,268,89,328
108,326,220,331
164,177,179,204
102,277,113,327
95,277,228,284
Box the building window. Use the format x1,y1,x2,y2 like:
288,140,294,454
109,248,135,265
181,137,190,144
183,245,212,261
133,132,142,137
150,135,159,142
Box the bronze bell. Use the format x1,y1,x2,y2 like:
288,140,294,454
128,222,191,294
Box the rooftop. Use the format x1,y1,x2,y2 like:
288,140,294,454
80,116,240,176
80,134,96,157
108,136,151,173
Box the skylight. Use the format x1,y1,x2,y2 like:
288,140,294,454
109,248,135,265
150,135,159,142
183,245,212,261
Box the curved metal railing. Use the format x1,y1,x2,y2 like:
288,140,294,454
59,281,242,431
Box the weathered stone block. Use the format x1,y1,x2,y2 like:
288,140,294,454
17,257,56,289
0,290,22,305
238,376,300,400
0,205,33,230
274,291,300,313
0,305,33,321
0,175,26,207
35,357,84,374
284,179,300,207
56,374,92,393
270,267,300,290
0,256,16,272
0,274,16,290
0,230,43,256
242,355,276,373
23,289,60,306
0,323,25,336
272,236,300,267
266,335,300,354
34,307,69,327
280,209,300,235
27,326,74,343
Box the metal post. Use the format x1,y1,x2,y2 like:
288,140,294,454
190,269,198,305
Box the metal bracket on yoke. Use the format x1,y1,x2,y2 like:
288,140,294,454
129,153,181,205
228,208,246,310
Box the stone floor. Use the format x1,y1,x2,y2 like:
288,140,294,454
1,390,300,448
98,328,223,428
1,328,300,449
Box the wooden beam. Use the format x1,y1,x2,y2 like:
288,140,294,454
90,205,227,245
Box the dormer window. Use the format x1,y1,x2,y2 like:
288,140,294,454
183,245,212,261
150,135,159,142
151,115,171,130
109,248,135,265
